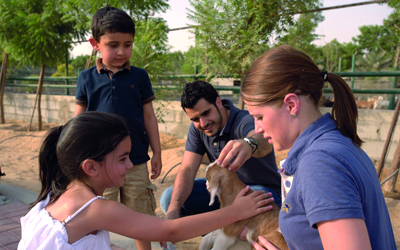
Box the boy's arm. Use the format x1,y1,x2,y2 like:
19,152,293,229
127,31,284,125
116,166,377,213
74,104,87,117
143,102,162,179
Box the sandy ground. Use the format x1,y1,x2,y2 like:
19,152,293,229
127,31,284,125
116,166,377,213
0,120,399,249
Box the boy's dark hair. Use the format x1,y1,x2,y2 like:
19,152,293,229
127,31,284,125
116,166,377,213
181,80,220,110
34,111,130,207
91,6,135,42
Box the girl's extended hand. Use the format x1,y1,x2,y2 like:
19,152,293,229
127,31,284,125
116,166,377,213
252,236,279,250
232,186,273,220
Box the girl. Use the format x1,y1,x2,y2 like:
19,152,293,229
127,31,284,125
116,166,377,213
240,45,396,250
18,111,271,250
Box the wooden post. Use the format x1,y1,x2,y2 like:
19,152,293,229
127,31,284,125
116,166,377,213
0,52,9,124
28,64,45,131
377,94,400,178
382,139,400,194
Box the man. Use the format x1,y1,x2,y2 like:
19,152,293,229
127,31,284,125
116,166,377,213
160,80,281,220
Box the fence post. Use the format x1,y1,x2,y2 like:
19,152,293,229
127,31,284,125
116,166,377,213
389,66,398,110
65,53,69,96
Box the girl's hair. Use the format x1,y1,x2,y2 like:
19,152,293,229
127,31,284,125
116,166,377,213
241,45,362,147
33,111,130,207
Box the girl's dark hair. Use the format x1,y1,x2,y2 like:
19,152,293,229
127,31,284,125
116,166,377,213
241,45,362,147
33,111,130,207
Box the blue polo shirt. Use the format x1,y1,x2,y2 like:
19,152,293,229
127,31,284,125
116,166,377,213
279,113,396,249
75,59,155,165
185,99,281,195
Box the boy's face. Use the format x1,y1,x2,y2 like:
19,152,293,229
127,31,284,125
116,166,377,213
89,32,134,73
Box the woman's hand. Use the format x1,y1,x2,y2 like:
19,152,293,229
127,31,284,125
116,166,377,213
252,236,279,250
232,186,274,220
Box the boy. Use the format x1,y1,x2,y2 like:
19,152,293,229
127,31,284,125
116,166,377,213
74,6,162,250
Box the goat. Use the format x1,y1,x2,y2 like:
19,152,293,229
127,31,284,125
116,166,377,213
200,162,288,250
356,96,377,109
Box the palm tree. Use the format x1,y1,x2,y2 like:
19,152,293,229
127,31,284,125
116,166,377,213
356,50,392,71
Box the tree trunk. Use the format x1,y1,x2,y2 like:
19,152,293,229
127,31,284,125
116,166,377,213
0,52,9,124
28,64,45,131
85,49,96,70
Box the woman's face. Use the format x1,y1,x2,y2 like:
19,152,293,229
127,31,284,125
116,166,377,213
245,102,294,151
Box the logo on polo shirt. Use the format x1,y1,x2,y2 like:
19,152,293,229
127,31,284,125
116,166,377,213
131,84,134,89
281,203,291,213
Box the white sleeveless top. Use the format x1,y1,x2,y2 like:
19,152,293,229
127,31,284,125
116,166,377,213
18,192,111,250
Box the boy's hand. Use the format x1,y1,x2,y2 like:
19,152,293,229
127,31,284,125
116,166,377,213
232,186,273,220
150,153,162,179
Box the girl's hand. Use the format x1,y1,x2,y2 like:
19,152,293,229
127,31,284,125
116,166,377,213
232,186,274,220
252,236,279,250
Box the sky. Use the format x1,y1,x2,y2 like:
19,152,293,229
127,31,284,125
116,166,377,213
71,0,393,57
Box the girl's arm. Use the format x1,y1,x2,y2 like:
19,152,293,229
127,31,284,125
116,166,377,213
317,218,371,250
95,186,271,242
143,101,162,179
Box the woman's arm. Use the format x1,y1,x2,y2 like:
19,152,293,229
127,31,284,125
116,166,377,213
317,218,371,250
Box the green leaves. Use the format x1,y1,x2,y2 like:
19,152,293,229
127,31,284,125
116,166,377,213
0,0,89,66
187,0,323,76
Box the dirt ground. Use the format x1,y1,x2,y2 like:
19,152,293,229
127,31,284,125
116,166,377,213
0,120,398,249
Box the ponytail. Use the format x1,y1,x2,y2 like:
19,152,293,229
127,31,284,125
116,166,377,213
33,126,69,207
327,73,363,147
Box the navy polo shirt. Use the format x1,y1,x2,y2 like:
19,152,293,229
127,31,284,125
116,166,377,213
75,59,155,165
185,99,281,195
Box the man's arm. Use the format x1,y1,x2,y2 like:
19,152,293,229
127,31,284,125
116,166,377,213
216,130,273,172
74,103,87,117
143,102,162,179
165,151,204,220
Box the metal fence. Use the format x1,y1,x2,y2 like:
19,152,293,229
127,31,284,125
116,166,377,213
4,71,400,109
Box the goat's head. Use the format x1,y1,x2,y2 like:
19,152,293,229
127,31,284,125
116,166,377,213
205,161,226,206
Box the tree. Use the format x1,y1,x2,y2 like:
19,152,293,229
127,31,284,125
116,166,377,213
277,11,324,56
0,0,88,129
187,0,322,76
356,50,392,72
70,55,90,75
130,17,171,82
85,0,169,21
51,64,76,77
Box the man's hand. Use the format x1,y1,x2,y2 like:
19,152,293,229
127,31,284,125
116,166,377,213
216,139,252,172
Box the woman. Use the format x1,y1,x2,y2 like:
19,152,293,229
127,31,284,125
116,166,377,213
241,45,396,250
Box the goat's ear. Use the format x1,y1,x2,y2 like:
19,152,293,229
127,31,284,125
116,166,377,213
208,172,223,206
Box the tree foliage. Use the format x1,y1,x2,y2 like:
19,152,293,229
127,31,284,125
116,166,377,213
130,17,171,82
277,11,324,56
0,0,88,66
187,0,323,76
84,0,169,21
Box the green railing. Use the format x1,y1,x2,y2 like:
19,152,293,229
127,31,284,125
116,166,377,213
4,71,400,109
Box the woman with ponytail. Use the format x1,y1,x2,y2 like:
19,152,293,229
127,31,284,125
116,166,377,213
18,111,271,250
241,45,395,250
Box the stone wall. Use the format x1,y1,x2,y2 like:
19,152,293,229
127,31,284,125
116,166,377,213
2,93,399,166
